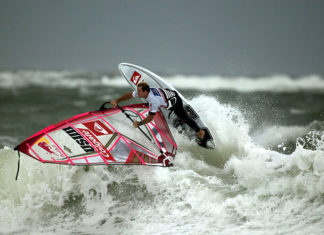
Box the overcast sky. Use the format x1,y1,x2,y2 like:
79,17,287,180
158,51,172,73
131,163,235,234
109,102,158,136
1,0,324,75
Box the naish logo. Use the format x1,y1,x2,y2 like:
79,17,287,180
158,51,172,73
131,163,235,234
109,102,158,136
63,127,94,153
130,71,141,85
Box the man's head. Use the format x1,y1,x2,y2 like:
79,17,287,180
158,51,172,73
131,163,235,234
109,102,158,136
137,82,150,98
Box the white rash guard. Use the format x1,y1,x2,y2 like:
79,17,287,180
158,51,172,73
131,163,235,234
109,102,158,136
132,88,167,114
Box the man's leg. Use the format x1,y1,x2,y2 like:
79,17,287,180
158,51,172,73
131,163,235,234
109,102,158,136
172,98,205,139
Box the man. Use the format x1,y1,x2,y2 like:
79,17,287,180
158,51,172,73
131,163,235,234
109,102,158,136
110,82,206,143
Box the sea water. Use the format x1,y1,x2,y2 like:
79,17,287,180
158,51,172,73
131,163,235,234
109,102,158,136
0,71,324,234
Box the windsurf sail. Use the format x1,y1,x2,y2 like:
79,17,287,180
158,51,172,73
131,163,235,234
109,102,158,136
15,103,177,167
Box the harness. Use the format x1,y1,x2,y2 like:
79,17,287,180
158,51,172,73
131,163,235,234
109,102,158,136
159,88,178,110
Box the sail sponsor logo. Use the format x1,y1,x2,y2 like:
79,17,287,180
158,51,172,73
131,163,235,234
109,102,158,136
83,121,113,136
78,128,115,161
63,127,94,153
130,71,141,85
151,88,161,97
38,141,65,159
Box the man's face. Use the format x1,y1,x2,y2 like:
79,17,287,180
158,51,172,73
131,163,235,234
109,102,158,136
137,86,148,98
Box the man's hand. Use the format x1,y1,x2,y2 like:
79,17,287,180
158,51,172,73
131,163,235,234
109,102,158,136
133,120,140,128
110,92,133,108
110,100,118,107
133,114,154,128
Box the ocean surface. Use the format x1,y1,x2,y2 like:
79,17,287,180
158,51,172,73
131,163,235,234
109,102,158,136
1,70,324,234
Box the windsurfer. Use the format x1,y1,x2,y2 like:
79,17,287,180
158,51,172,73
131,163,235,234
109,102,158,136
110,82,207,144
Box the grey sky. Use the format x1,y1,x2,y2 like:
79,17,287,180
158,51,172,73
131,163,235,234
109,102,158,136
1,0,324,75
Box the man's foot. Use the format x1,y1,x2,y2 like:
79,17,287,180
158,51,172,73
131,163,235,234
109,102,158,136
196,128,213,148
197,130,207,148
197,129,205,140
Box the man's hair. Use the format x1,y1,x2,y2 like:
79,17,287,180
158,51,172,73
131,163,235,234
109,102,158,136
138,82,150,92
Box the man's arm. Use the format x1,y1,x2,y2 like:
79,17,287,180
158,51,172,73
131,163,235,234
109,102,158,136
110,92,133,107
133,114,154,128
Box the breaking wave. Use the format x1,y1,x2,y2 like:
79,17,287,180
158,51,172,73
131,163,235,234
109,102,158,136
1,70,324,92
1,95,324,234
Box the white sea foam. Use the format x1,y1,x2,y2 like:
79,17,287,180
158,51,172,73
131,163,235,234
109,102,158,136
1,70,324,92
253,125,310,147
252,121,324,148
167,74,324,92
1,96,324,234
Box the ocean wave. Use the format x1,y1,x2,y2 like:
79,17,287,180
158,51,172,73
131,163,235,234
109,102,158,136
1,95,324,233
192,96,324,200
0,70,113,89
1,70,324,92
225,134,324,199
253,124,316,147
163,74,324,92
251,121,324,153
